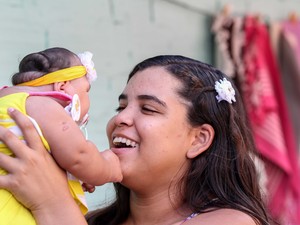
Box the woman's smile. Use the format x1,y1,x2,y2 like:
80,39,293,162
113,136,138,148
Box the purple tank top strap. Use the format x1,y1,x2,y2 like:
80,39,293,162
180,213,199,224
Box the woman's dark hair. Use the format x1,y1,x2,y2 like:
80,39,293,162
86,55,271,225
11,47,79,85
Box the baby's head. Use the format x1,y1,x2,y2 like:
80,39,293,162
12,47,97,122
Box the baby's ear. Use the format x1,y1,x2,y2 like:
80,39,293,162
53,81,70,92
186,124,214,159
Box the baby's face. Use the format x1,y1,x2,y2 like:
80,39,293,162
69,76,91,120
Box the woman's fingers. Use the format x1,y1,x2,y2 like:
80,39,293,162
0,116,35,176
7,108,45,152
0,153,14,189
0,117,22,189
0,108,67,210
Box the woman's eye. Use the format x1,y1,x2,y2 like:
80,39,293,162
142,106,157,113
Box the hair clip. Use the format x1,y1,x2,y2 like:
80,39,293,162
214,78,236,104
77,51,97,83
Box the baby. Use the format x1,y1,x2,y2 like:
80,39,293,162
0,47,122,225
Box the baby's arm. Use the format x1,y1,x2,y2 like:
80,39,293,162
26,96,122,186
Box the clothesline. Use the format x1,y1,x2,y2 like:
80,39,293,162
162,0,298,23
162,0,214,17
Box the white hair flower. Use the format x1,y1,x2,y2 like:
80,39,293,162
77,51,97,83
214,78,236,104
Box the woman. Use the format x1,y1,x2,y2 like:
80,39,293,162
0,55,271,225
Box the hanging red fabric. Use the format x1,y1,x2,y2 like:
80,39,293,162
242,15,300,225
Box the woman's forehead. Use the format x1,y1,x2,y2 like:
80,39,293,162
118,69,181,106
126,67,181,92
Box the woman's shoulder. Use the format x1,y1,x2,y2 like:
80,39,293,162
185,208,256,225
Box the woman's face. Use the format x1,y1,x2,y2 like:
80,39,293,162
106,67,196,192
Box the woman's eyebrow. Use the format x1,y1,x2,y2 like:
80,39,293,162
137,95,167,107
118,94,167,107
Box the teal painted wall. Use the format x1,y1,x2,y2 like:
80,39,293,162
0,0,299,211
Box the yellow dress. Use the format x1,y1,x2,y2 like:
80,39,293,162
0,92,88,225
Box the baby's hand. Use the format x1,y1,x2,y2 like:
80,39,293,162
81,183,95,193
101,150,123,183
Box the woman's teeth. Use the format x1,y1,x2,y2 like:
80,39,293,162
113,137,138,148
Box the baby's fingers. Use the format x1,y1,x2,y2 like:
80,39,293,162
82,183,96,193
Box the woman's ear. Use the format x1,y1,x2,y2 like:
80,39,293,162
187,124,214,159
53,81,70,93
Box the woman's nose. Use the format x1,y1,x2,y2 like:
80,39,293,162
113,107,134,127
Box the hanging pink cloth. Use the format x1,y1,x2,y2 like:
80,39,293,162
242,15,300,225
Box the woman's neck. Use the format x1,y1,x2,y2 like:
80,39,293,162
124,189,190,225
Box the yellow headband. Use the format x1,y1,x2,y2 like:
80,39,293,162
16,66,87,86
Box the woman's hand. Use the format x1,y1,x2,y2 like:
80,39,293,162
0,108,87,225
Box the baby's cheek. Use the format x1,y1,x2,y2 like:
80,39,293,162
81,98,90,116
106,116,117,137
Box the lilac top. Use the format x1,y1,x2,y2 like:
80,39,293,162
180,213,199,224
